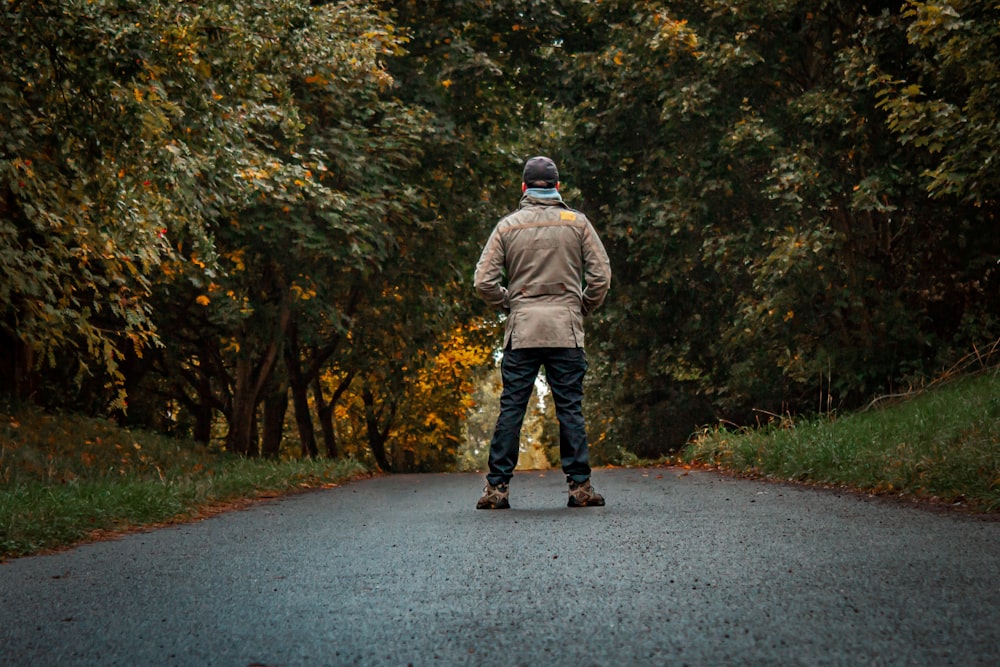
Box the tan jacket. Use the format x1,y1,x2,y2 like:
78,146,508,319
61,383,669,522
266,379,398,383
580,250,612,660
474,193,612,349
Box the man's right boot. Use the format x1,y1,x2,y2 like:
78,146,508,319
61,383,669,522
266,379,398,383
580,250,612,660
476,482,510,509
567,479,605,507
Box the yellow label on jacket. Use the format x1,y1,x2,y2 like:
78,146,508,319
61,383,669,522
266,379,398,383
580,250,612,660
560,211,577,220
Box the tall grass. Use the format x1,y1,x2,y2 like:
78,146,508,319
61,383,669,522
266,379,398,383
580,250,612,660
0,408,369,559
683,371,1000,511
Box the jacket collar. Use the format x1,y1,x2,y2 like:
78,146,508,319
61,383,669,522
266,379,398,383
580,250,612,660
520,192,568,208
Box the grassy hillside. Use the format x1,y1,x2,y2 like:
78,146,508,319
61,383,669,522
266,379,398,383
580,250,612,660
683,371,1000,512
0,410,369,559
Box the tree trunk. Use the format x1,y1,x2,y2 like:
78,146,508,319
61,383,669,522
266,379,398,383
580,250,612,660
362,386,395,472
261,386,288,458
224,304,292,456
285,330,319,459
313,378,337,459
0,331,36,401
290,376,318,459
165,342,228,444
315,370,355,459
227,355,260,456
192,404,213,443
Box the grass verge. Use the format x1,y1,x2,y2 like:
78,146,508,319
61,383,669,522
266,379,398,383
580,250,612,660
0,408,369,559
682,370,1000,513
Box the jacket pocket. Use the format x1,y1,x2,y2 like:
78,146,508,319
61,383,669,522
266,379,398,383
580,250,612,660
520,282,567,297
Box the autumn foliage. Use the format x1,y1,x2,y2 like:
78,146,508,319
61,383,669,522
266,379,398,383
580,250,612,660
2,0,998,468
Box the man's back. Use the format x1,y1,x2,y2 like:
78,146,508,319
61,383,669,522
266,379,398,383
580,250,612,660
501,196,591,310
474,192,611,350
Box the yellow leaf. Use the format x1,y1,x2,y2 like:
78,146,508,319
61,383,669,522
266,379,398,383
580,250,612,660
196,295,211,306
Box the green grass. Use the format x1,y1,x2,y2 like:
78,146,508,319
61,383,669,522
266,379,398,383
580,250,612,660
683,370,1000,512
0,408,369,559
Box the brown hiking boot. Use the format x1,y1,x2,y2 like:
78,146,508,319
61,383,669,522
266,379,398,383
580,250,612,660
476,482,510,510
568,480,605,507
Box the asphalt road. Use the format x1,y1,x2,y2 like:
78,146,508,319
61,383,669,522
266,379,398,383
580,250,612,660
1,468,998,667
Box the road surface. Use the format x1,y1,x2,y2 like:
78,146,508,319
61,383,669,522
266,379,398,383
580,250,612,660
1,468,998,666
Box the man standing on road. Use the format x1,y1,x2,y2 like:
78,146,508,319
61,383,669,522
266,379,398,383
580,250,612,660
473,156,612,509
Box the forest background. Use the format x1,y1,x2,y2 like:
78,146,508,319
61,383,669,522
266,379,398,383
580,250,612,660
2,0,997,473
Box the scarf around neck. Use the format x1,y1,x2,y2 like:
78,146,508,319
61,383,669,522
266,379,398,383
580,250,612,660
524,188,562,200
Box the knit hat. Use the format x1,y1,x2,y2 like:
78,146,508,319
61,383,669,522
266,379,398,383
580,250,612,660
522,156,559,187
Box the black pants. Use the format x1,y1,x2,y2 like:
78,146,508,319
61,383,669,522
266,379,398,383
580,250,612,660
486,346,592,486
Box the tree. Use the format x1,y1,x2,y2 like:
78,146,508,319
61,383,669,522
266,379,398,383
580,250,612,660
140,1,437,455
873,0,1000,203
0,0,220,404
7,0,995,467
564,0,999,454
388,323,493,472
